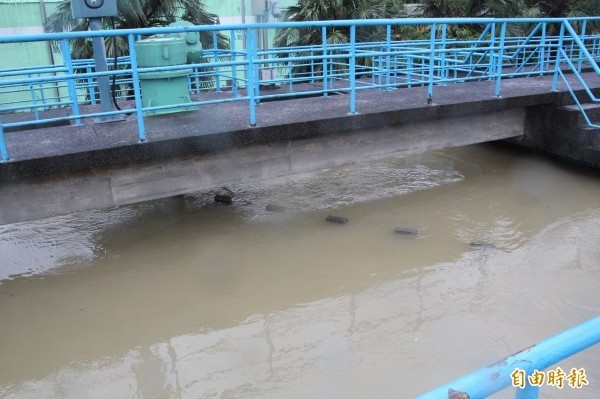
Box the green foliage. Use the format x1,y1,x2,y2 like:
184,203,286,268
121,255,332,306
274,0,406,49
45,0,228,59
273,0,407,75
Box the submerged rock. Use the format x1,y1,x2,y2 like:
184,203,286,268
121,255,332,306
394,228,419,236
326,215,348,224
469,242,496,249
266,204,286,213
214,194,233,204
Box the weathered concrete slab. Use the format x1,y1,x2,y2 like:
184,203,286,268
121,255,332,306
0,108,524,224
3,72,599,182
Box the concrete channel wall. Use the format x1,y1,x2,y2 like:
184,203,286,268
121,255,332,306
0,107,525,225
1,74,600,225
510,101,600,168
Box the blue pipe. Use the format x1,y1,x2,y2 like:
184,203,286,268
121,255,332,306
415,316,600,399
0,120,7,161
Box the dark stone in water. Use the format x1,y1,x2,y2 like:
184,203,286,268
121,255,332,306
221,187,236,197
469,242,496,249
266,204,286,213
394,228,419,236
214,194,233,204
326,215,348,224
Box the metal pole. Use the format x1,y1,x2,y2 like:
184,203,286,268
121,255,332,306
213,31,221,92
540,23,546,75
440,24,447,81
322,26,328,97
247,28,256,126
349,25,356,114
552,22,566,92
127,34,146,142
427,23,437,104
577,20,587,73
88,17,121,123
0,120,8,161
495,22,506,97
489,23,496,81
385,25,391,90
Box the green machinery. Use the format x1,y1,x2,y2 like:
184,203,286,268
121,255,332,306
134,21,203,116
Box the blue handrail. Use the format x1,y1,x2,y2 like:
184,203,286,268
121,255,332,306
1,17,600,161
416,316,600,399
553,20,600,128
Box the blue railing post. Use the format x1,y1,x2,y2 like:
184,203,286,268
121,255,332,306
322,26,328,97
440,24,447,82
38,73,47,111
288,60,293,92
246,28,257,126
230,29,238,97
194,67,200,94
385,24,391,90
489,23,496,81
408,55,413,88
127,34,146,142
310,50,315,84
427,23,437,104
540,23,547,75
86,66,97,104
495,22,507,97
254,31,260,104
28,73,40,120
349,24,356,114
552,21,566,92
577,20,587,73
0,119,8,161
59,39,81,126
213,31,221,92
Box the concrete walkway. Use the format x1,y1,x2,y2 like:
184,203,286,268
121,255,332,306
1,72,600,182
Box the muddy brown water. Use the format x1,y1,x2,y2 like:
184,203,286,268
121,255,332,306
0,143,599,398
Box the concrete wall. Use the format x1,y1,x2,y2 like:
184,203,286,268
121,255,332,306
510,103,600,168
0,108,525,224
0,0,65,108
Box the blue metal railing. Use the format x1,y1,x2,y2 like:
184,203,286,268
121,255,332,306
416,315,600,399
1,17,600,161
553,21,600,128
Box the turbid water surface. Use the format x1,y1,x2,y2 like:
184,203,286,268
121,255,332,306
0,143,599,398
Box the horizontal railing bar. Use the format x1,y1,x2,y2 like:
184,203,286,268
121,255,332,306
1,18,599,44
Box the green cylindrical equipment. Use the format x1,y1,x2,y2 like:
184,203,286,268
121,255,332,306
135,35,195,115
168,21,203,64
